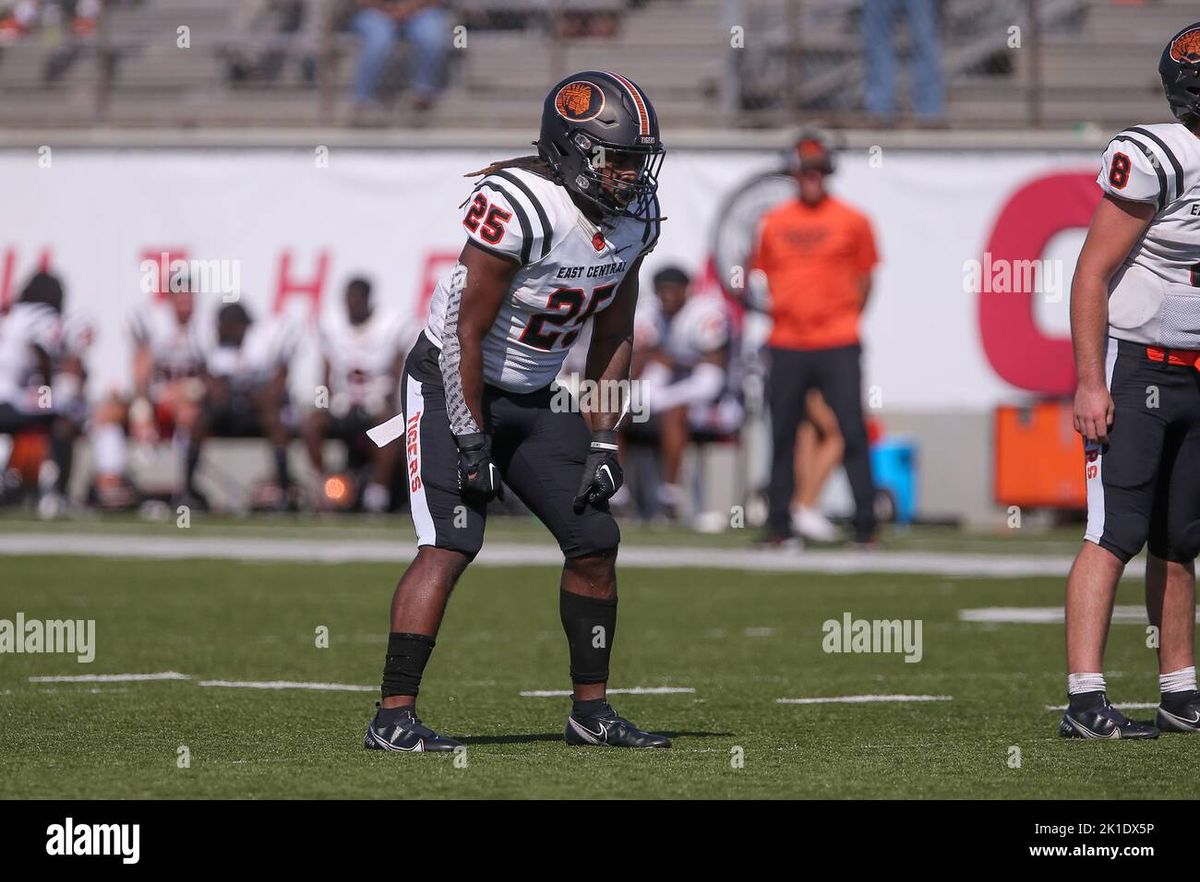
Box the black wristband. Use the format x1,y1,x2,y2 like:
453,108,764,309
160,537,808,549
590,429,618,450
455,431,487,452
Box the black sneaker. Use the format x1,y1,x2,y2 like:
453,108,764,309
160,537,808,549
1058,694,1159,740
1157,690,1200,733
363,704,462,753
754,531,802,551
564,703,671,749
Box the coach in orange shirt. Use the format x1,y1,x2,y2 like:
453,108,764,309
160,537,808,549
752,133,880,545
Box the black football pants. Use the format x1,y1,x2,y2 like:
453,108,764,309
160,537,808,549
765,343,877,541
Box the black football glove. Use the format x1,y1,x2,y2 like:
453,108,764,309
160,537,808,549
455,432,504,503
573,430,623,513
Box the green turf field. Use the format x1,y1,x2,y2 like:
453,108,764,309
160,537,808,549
0,547,1189,799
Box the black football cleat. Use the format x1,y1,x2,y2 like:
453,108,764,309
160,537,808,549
1157,690,1200,733
564,703,671,749
363,704,462,753
1058,694,1158,740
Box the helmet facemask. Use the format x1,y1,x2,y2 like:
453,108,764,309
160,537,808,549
542,127,664,222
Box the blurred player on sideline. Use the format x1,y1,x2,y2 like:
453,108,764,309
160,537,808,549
1061,23,1200,740
751,132,880,547
184,302,300,511
637,266,739,522
89,286,208,508
303,277,408,512
0,271,82,515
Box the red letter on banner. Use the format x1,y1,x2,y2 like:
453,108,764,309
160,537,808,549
979,172,1100,395
273,250,329,318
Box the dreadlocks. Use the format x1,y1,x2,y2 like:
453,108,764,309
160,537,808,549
465,155,554,180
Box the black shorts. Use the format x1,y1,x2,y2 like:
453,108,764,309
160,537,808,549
209,395,263,438
1085,337,1200,563
400,332,620,559
326,408,376,442
0,403,52,434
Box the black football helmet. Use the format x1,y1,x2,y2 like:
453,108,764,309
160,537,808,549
1160,22,1200,122
535,70,665,221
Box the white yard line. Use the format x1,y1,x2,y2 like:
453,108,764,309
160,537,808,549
959,606,1197,625
776,694,954,705
519,686,696,697
0,531,1137,578
1044,702,1159,711
26,671,191,683
197,680,376,692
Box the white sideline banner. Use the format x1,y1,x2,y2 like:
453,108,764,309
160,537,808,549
0,147,1104,410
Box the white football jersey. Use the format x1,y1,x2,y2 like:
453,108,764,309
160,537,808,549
319,307,409,413
1098,122,1200,347
129,301,208,385
206,317,300,391
0,302,61,410
425,167,661,394
60,311,96,359
663,294,731,368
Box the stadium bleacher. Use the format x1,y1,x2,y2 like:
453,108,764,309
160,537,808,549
0,0,1191,130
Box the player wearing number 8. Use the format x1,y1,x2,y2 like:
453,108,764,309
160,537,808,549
1061,22,1200,739
360,71,670,752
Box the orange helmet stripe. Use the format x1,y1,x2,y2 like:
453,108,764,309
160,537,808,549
605,71,651,137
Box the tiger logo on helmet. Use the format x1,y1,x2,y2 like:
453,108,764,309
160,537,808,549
1160,22,1200,121
554,82,605,122
1169,25,1200,64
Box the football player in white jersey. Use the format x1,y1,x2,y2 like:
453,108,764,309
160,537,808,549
89,287,208,508
0,276,60,436
1062,22,1200,739
0,271,96,516
0,273,65,507
303,277,408,512
185,303,300,510
636,266,739,521
363,71,669,752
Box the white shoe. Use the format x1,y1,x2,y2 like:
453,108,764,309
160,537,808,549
791,506,840,542
37,492,68,521
362,482,389,513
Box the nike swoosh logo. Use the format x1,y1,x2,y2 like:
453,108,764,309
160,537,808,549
598,464,613,487
1068,717,1121,739
1160,707,1200,727
569,717,608,744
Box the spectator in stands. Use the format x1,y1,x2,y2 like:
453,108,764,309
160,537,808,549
303,276,407,512
634,266,739,523
225,0,310,86
751,133,879,547
350,0,450,115
863,0,945,125
0,0,98,41
185,303,300,511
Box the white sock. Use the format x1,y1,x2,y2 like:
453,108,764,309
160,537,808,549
1160,666,1197,696
1067,672,1106,696
92,423,127,476
362,482,389,513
